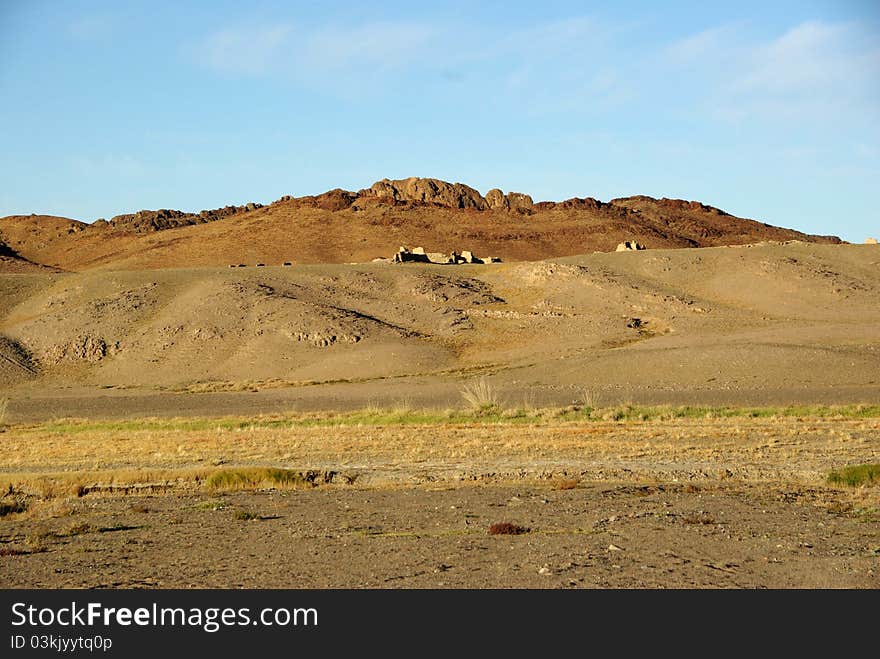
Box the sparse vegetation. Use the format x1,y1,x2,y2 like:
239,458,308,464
233,510,260,521
488,522,530,535
828,464,880,487
28,403,880,437
0,407,876,501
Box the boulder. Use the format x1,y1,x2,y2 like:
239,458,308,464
485,189,508,210
506,192,533,212
616,241,646,252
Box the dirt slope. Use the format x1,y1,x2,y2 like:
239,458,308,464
1,242,877,409
0,178,841,272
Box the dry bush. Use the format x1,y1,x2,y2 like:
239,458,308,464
554,478,580,491
488,521,530,535
682,512,717,525
460,378,502,412
577,388,601,410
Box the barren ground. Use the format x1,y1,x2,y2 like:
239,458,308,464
0,416,877,588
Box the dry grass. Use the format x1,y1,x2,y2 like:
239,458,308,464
0,411,877,499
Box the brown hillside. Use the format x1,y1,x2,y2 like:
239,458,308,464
0,178,841,271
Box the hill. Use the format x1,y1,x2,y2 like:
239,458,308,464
0,177,841,271
1,242,877,418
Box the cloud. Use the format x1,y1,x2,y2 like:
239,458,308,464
194,20,437,81
190,16,626,107
664,20,880,125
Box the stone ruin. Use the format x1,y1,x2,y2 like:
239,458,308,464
382,246,502,265
616,240,646,252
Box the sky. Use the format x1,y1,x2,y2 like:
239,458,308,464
0,0,878,241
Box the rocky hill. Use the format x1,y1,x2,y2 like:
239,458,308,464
0,177,842,271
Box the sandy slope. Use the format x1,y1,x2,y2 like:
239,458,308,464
0,242,877,416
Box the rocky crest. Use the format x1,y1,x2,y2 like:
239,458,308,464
358,177,534,213
96,203,264,234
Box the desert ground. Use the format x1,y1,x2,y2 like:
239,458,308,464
1,240,878,588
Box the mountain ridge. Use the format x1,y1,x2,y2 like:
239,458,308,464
0,176,843,271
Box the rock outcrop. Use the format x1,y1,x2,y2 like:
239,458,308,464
98,203,264,234
363,177,489,210
392,246,501,265
616,240,646,252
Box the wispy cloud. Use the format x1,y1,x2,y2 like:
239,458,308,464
190,16,626,107
663,20,880,125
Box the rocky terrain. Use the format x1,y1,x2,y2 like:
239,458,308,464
0,177,840,272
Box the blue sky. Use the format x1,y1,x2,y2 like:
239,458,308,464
1,1,878,241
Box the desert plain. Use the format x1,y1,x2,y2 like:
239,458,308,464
0,179,877,588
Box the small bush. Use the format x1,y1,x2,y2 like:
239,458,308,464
682,512,717,525
488,521,530,535
554,479,580,491
234,510,260,521
828,464,880,487
0,500,28,517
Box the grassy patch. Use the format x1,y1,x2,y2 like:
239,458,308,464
205,467,316,491
194,498,229,511
827,464,880,487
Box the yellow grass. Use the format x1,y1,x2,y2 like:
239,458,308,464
0,411,878,499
